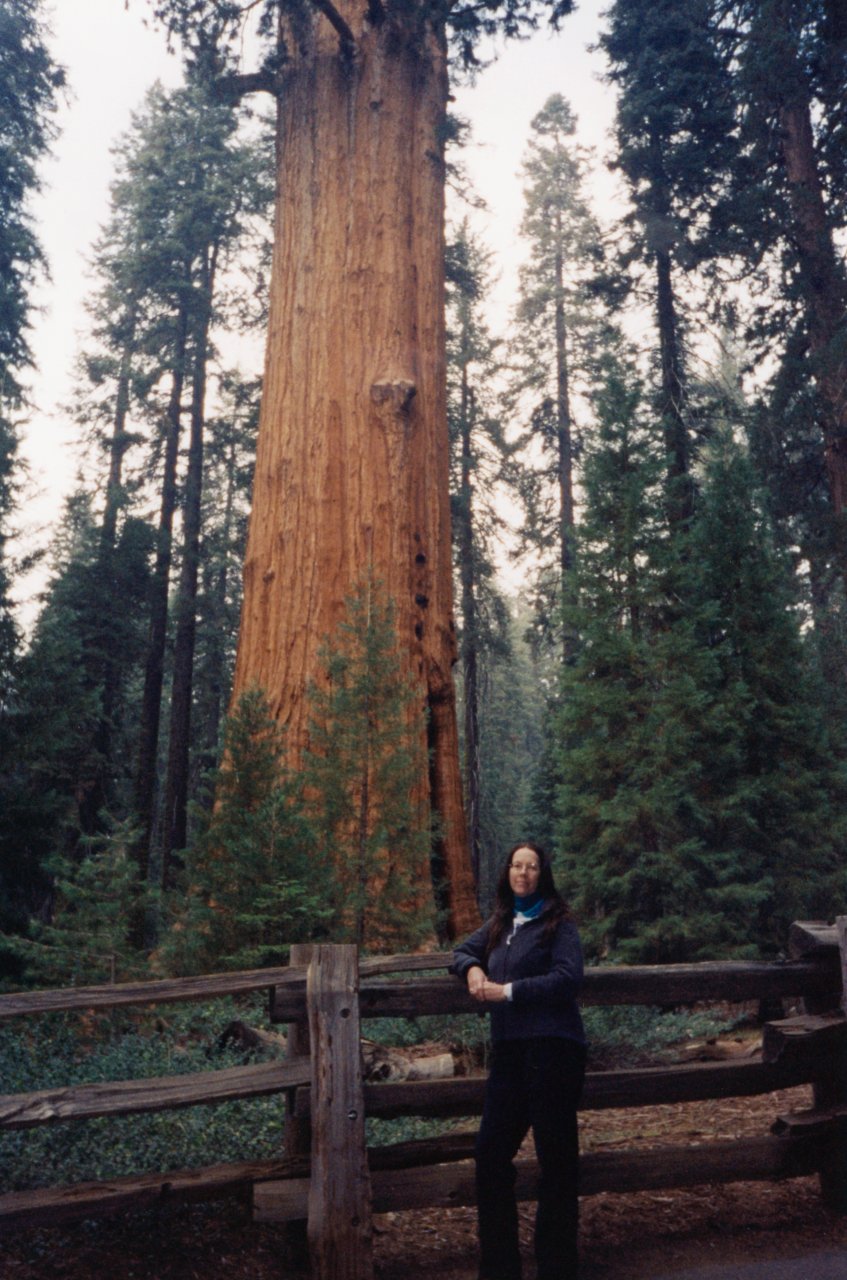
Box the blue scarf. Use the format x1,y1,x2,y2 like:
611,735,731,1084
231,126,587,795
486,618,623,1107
513,891,544,918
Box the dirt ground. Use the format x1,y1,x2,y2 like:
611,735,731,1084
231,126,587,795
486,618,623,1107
2,1084,846,1280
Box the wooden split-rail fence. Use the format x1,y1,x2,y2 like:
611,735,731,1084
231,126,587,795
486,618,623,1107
0,920,846,1279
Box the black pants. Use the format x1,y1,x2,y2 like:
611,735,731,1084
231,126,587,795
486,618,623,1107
475,1036,586,1280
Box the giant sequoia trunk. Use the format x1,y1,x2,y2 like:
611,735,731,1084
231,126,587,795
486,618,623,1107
759,0,847,549
231,2,478,938
779,96,847,518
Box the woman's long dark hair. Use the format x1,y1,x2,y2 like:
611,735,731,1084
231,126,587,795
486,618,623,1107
485,841,570,957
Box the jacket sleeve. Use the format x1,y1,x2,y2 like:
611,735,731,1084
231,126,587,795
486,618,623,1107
510,920,584,1007
450,920,491,983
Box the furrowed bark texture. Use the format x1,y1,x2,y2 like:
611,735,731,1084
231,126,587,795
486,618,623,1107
231,3,478,937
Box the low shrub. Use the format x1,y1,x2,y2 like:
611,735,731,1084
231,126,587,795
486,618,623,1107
0,996,284,1192
583,1003,737,1069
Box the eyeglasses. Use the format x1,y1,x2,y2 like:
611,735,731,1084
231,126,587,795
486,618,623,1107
510,862,540,875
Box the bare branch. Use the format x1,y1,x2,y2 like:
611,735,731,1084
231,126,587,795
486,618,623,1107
213,70,283,101
307,0,356,51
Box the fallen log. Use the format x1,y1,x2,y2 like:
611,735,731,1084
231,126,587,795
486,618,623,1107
361,1040,454,1082
218,1020,287,1056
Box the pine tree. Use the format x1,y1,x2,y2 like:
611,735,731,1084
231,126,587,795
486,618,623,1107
555,350,712,962
600,0,737,531
446,221,508,895
0,0,64,720
8,493,152,863
95,79,274,894
191,371,261,790
509,94,605,654
688,427,847,950
476,601,553,908
3,822,146,988
556,347,847,962
302,575,435,951
159,687,327,975
716,0,847,579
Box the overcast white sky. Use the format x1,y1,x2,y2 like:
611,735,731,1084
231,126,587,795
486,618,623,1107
18,0,617,618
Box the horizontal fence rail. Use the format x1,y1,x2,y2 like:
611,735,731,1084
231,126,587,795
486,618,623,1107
2,954,840,1023
0,919,845,1279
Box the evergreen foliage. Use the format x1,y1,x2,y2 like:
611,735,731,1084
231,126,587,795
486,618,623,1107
148,0,576,77
0,495,153,974
159,686,328,974
2,821,146,988
600,0,738,527
508,94,605,651
446,220,510,896
556,349,847,962
475,604,553,908
0,0,65,713
302,576,435,951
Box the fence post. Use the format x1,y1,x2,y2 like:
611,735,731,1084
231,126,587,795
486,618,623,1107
306,944,374,1280
280,942,314,1266
790,917,847,1213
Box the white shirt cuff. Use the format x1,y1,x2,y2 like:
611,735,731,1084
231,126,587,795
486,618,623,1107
504,983,513,1001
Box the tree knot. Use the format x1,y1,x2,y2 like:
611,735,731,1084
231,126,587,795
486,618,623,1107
370,377,417,420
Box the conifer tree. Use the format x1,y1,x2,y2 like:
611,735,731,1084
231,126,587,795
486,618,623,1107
554,350,713,962
191,372,261,789
0,0,64,719
476,602,552,907
150,0,577,938
557,349,847,961
446,221,508,894
7,494,152,867
108,80,272,893
687,427,847,949
160,687,327,975
600,0,737,531
3,823,146,988
509,94,604,654
302,575,434,951
715,0,847,577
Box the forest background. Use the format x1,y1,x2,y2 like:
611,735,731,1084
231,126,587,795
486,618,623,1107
2,0,847,995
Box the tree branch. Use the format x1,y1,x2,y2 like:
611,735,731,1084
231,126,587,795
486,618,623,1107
307,0,356,51
213,71,282,101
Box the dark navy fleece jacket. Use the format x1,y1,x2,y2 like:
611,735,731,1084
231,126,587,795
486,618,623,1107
451,912,586,1046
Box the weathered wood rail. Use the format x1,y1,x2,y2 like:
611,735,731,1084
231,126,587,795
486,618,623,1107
0,920,845,1280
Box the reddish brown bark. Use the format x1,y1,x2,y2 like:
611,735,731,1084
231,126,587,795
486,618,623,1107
779,96,847,518
231,2,478,938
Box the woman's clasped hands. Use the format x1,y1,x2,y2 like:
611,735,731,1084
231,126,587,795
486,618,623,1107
466,965,507,1003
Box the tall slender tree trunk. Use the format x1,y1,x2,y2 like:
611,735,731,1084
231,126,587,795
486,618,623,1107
99,329,135,560
231,2,478,937
78,328,137,839
457,351,481,895
779,99,847,517
161,255,216,888
200,424,239,781
648,129,693,533
553,220,577,661
655,244,694,530
758,1,847,560
133,299,189,902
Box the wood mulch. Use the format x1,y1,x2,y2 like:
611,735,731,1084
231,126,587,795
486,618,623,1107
2,1084,846,1278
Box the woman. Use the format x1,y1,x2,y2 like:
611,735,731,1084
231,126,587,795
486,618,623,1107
452,842,586,1280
